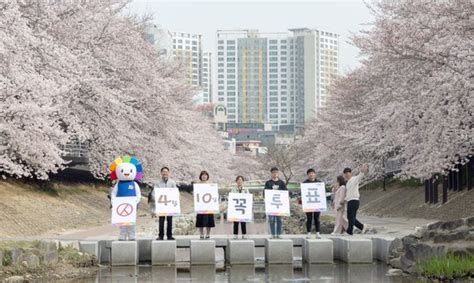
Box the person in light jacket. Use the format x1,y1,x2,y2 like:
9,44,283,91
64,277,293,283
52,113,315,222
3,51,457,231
148,167,177,240
231,175,250,239
332,175,348,234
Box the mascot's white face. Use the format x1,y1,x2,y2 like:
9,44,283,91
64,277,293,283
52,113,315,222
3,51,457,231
116,163,137,181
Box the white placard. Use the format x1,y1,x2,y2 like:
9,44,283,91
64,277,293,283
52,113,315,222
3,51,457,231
193,183,220,214
301,182,327,212
111,197,137,226
264,190,290,216
227,193,253,222
154,187,181,216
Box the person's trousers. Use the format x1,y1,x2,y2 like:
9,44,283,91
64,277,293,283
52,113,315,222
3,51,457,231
119,225,136,240
158,216,173,238
346,200,364,235
268,216,282,236
305,211,321,233
233,222,247,235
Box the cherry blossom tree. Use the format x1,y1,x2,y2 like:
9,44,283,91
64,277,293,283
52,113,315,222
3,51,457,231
1,1,249,182
297,0,473,179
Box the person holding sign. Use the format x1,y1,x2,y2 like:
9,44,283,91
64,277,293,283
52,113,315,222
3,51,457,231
109,156,142,241
230,176,250,239
195,171,216,239
264,167,287,239
302,168,322,239
331,175,348,235
148,167,177,241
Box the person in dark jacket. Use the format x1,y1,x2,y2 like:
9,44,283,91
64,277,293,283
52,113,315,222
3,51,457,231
264,167,287,239
303,168,322,239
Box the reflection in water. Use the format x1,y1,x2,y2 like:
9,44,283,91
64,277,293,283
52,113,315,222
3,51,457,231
87,262,421,283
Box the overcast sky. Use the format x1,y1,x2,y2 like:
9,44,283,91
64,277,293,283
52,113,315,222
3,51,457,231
127,0,374,73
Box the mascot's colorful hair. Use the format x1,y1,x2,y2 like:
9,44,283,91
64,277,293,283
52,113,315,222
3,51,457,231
109,155,143,181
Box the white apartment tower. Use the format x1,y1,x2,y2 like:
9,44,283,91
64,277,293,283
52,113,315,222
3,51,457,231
216,28,339,131
202,52,213,103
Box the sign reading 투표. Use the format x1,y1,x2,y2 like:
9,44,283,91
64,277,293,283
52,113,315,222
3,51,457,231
154,187,181,216
111,197,137,226
193,183,220,214
300,182,327,212
264,190,290,216
227,193,253,222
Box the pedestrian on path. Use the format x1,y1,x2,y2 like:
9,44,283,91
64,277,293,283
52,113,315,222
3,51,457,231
343,164,369,235
332,175,348,234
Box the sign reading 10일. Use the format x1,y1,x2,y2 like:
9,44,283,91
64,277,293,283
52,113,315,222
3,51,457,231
193,183,220,214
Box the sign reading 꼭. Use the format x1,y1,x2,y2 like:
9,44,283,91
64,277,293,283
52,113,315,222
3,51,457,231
227,193,253,222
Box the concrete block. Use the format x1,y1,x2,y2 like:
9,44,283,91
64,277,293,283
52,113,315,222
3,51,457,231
41,250,59,265
303,239,333,263
98,240,111,264
152,240,176,265
24,255,40,268
111,241,138,266
332,237,372,263
227,240,255,265
265,239,293,264
59,240,80,250
190,240,215,265
138,239,152,262
79,241,100,259
38,240,59,252
372,237,395,263
6,248,23,265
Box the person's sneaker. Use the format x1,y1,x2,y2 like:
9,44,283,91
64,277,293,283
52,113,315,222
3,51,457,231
270,235,276,239
200,235,204,240
316,232,321,239
167,237,175,241
156,237,164,241
276,235,282,239
306,233,312,239
205,235,210,239
242,235,248,240
330,232,335,236
362,224,368,234
233,235,238,240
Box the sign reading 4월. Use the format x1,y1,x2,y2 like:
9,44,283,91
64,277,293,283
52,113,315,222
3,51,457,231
264,190,290,216
227,193,253,222
193,183,220,214
154,187,181,216
111,197,137,226
301,182,327,212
